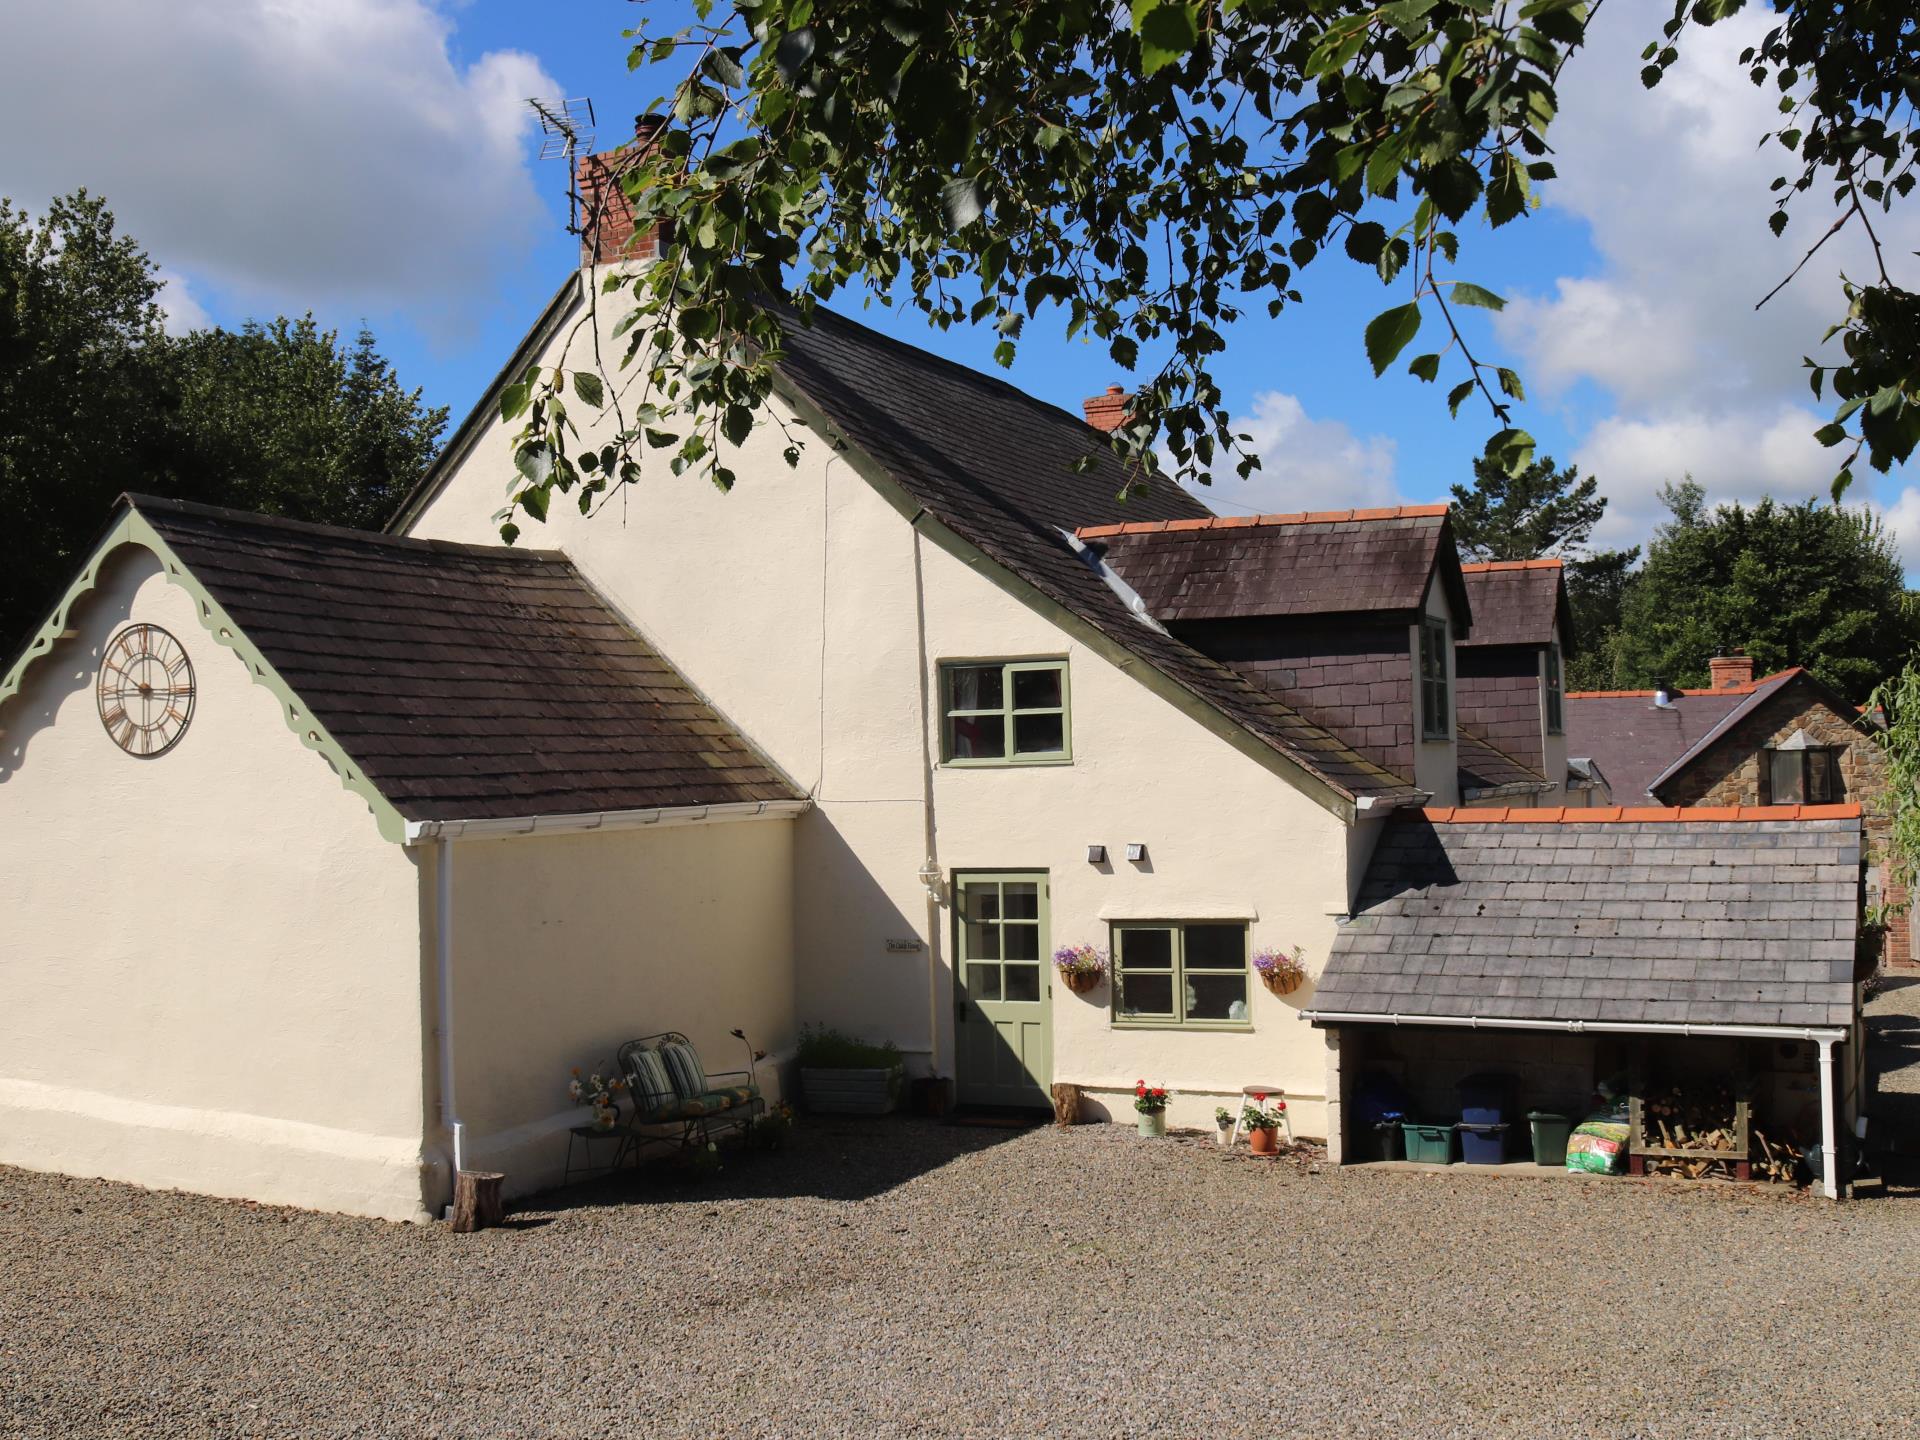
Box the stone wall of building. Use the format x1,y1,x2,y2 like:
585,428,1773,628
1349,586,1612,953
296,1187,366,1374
1658,685,1907,966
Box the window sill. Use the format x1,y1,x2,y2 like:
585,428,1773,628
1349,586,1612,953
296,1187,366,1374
940,756,1074,769
1111,1020,1256,1034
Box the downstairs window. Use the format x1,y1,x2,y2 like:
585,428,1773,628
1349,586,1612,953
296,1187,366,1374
1112,921,1250,1027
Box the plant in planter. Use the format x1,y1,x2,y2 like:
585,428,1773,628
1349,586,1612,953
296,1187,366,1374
567,1065,625,1131
1052,943,1108,995
1252,946,1307,997
797,1026,905,1114
1241,1093,1288,1155
1214,1106,1236,1148
751,1101,795,1152
1134,1080,1172,1137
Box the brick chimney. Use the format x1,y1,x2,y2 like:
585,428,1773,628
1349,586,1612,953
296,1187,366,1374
1708,650,1755,690
1082,385,1130,433
575,115,669,266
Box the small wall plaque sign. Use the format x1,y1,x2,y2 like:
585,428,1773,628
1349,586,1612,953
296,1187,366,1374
885,938,924,954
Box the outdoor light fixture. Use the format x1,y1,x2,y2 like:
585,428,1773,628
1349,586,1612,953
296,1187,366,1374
1125,843,1148,863
1086,844,1107,865
916,857,944,903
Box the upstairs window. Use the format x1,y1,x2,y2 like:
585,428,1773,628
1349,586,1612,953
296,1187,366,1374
1763,746,1841,805
1545,644,1565,735
1419,618,1451,740
1111,922,1250,1027
941,660,1070,765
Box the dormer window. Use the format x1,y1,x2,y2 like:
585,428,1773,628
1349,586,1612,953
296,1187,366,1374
1419,618,1450,740
941,660,1071,765
1762,739,1841,805
1545,644,1565,735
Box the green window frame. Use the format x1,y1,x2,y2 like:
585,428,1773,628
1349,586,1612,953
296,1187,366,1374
1419,617,1451,740
1110,921,1251,1029
940,659,1071,766
1545,644,1565,735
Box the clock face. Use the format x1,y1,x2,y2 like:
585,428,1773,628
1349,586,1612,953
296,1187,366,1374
97,623,196,757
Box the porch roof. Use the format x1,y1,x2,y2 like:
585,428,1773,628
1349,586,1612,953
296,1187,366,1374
1309,806,1863,1031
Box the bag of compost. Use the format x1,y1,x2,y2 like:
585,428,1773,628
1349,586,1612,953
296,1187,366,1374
1566,1115,1631,1175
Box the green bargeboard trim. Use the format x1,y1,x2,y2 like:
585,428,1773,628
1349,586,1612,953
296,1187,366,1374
0,509,410,844
768,379,1357,824
938,657,1073,767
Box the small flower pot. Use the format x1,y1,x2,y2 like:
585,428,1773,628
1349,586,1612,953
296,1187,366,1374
1060,968,1103,995
1215,1124,1235,1149
1136,1110,1168,1138
1259,969,1304,997
1248,1124,1280,1155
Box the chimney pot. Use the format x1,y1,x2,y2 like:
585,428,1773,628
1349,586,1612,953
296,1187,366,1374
1082,385,1131,433
1708,651,1754,690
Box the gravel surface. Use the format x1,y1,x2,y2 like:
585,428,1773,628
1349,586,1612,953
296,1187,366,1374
3,1118,1917,1440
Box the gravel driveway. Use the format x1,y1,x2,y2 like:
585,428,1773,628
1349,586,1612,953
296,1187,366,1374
5,1116,1919,1440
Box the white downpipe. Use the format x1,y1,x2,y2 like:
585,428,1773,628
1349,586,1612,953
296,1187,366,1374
1301,1010,1848,1045
1818,1036,1839,1200
436,837,463,1180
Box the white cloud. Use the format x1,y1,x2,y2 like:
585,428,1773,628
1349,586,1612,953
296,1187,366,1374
0,0,558,329
1869,487,1920,567
155,271,210,337
1185,390,1410,515
1571,403,1835,548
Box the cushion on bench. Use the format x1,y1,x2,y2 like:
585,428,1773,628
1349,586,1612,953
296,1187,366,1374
624,1048,677,1113
660,1041,708,1100
632,1083,761,1122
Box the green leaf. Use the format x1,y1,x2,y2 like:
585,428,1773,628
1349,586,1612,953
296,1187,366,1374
1447,379,1475,416
1364,303,1423,377
1408,353,1441,383
1813,422,1849,447
572,371,605,408
1449,282,1506,311
499,382,531,424
942,177,984,230
518,484,550,523
703,49,746,88
1485,427,1536,476
499,522,520,546
1135,0,1200,76
515,443,553,486
1343,221,1388,263
721,404,755,446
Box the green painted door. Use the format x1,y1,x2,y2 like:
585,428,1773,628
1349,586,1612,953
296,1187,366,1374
954,872,1052,1107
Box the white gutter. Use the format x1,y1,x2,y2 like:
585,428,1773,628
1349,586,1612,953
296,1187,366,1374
402,797,810,845
1307,1008,1848,1199
435,836,464,1193
1301,1009,1847,1044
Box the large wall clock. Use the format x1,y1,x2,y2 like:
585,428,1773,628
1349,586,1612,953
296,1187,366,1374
97,623,196,757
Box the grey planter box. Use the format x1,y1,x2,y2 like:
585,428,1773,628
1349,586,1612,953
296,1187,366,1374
800,1064,904,1115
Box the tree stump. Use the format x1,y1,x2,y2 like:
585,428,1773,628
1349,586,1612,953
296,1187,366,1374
1051,1083,1082,1128
450,1170,505,1233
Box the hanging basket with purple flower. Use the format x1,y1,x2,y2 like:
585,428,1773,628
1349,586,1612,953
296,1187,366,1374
1052,943,1108,994
1253,946,1307,996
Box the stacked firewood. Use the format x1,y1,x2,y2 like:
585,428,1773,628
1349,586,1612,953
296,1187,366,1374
1641,1084,1740,1179
1752,1129,1807,1185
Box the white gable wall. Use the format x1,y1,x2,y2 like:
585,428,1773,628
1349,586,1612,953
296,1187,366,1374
402,281,1356,1134
0,548,430,1220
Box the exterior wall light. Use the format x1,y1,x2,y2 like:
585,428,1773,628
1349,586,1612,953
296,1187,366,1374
1125,843,1147,863
1086,844,1107,864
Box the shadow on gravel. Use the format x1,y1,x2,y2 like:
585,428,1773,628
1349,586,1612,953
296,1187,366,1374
517,1115,1033,1216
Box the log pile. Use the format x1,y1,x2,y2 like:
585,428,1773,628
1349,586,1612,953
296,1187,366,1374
1753,1129,1808,1186
1640,1084,1741,1179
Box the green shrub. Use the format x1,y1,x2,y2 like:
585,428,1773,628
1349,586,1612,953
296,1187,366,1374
796,1025,902,1070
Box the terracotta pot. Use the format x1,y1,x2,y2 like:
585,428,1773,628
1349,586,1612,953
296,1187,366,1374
1060,968,1102,995
1249,1124,1280,1155
1136,1110,1168,1138
1260,969,1304,997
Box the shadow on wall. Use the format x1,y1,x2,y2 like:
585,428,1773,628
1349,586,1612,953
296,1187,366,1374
0,550,147,783
523,1113,1033,1211
792,806,939,1060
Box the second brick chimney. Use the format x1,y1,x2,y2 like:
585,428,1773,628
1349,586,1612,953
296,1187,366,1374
1082,385,1130,433
1708,650,1755,690
575,115,669,266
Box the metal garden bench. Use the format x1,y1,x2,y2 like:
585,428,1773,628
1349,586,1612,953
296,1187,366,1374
615,1031,764,1162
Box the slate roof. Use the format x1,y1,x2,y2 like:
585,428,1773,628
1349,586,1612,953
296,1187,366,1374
1082,508,1472,628
767,306,1426,804
1562,670,1798,801
1310,806,1862,1030
131,495,801,822
1457,728,1554,799
1458,560,1573,653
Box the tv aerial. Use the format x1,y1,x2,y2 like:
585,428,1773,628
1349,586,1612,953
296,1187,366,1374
528,97,598,238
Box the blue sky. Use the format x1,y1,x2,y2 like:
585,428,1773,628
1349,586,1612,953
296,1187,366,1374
2,0,1915,568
